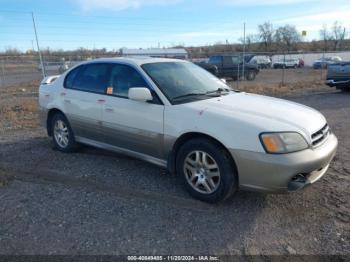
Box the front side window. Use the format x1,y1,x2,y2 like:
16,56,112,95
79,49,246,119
108,64,148,98
142,62,230,104
208,56,222,65
71,63,109,94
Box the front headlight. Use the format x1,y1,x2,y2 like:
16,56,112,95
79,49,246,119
260,132,308,154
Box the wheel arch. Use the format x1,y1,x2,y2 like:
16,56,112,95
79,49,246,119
46,108,65,136
167,132,238,180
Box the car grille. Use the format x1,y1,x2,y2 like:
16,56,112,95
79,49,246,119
311,124,330,146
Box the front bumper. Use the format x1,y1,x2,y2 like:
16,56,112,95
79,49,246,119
325,79,350,87
229,133,338,193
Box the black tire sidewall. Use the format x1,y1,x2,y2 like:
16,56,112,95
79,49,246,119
51,113,76,152
176,138,238,203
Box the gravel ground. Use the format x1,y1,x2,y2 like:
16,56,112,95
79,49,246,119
0,90,349,256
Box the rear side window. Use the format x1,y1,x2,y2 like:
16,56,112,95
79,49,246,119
70,63,109,94
231,56,240,64
64,66,82,89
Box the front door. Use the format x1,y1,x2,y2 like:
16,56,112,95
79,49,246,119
101,63,165,159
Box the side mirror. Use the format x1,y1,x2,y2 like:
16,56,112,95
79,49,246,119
220,78,227,83
128,87,152,102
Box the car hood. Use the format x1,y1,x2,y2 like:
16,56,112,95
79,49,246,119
189,92,326,135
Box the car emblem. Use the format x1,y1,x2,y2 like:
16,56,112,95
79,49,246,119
322,129,328,136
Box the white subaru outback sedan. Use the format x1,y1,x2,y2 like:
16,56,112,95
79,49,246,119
39,57,338,203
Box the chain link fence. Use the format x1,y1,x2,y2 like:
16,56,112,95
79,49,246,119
1,50,350,92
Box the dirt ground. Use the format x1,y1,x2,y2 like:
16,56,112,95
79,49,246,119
0,72,349,256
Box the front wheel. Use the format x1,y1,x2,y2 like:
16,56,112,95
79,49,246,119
336,87,350,92
176,138,238,203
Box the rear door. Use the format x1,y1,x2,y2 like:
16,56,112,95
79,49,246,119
101,63,165,159
223,56,241,78
63,63,108,141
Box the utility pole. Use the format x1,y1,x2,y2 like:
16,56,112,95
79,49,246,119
242,22,246,81
32,12,46,78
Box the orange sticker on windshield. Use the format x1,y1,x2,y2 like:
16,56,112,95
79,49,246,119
106,87,113,95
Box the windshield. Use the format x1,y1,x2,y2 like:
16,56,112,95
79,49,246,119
142,62,230,104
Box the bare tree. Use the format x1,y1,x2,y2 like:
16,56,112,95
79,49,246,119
239,34,259,51
4,47,21,55
275,25,301,51
332,21,346,50
258,22,274,51
319,25,333,51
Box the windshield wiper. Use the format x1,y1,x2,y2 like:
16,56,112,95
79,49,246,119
172,88,230,101
172,93,208,101
206,87,230,95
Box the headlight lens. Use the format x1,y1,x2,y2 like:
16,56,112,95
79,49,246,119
260,132,308,154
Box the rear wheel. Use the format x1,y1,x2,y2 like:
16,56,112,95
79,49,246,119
176,138,238,203
51,113,77,152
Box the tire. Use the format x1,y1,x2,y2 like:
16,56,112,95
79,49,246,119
51,113,77,152
246,70,256,81
336,87,350,92
176,138,238,203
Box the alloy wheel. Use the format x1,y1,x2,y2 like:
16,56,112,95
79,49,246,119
183,150,221,194
54,119,69,148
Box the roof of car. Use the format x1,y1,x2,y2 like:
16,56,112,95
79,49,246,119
84,56,188,66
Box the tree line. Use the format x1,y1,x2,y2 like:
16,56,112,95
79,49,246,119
187,21,349,58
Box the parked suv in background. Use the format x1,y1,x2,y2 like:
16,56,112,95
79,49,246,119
39,57,338,203
273,59,299,69
326,61,350,91
313,56,342,69
248,56,272,69
197,54,259,80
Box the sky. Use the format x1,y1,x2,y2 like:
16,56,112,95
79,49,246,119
0,0,349,51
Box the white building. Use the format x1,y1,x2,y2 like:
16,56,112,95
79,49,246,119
121,48,188,59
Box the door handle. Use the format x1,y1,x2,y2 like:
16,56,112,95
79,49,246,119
64,99,71,104
97,99,106,104
105,108,114,113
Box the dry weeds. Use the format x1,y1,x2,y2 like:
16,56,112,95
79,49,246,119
231,80,331,96
0,81,39,132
